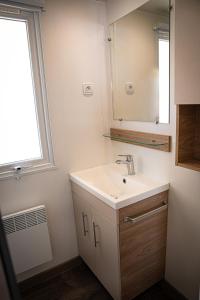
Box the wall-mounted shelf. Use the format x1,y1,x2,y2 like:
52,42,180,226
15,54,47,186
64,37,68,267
104,128,171,152
176,105,200,172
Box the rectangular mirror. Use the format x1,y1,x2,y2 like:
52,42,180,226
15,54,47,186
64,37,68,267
109,0,170,123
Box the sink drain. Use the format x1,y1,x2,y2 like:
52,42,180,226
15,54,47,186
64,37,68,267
123,178,126,184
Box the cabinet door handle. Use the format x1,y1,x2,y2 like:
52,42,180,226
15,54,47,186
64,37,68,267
82,213,88,236
93,222,99,248
124,202,168,224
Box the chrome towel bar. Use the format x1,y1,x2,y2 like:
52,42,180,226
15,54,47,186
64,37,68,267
124,202,168,224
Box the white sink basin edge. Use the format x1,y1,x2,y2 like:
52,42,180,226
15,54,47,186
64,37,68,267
70,164,169,209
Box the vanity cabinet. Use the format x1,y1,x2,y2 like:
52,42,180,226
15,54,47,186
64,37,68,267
73,194,94,268
72,182,168,300
175,0,200,104
119,192,168,300
72,183,121,300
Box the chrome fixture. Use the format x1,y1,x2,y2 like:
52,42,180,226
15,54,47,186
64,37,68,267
124,201,168,224
115,154,135,175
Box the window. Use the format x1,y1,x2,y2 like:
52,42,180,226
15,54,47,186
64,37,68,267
158,30,170,124
0,6,54,179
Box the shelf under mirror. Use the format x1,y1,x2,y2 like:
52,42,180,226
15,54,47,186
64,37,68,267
104,128,171,152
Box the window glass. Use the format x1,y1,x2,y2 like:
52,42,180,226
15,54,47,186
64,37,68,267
0,18,42,166
159,38,169,124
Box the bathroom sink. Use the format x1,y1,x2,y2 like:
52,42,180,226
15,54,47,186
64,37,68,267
70,164,169,209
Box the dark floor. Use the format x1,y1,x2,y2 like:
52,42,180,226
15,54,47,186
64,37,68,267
21,262,186,300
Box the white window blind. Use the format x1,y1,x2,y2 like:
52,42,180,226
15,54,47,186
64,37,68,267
0,1,45,8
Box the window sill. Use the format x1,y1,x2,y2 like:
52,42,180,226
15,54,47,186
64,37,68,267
0,163,57,181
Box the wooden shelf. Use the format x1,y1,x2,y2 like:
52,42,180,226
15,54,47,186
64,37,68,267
176,105,200,172
104,128,171,152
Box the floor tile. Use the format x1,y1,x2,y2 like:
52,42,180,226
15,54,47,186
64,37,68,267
21,263,186,300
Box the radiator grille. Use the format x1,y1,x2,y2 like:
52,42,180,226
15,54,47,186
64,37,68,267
15,214,26,231
3,218,15,235
2,206,47,235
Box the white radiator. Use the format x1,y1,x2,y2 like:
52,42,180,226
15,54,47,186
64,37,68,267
2,205,53,274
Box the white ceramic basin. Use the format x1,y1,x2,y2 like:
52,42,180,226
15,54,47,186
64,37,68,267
70,164,169,209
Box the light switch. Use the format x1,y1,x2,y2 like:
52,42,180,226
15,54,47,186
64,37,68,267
125,82,134,95
82,83,94,96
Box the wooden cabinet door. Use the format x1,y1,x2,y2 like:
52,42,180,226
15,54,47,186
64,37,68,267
73,194,95,271
92,212,121,300
119,192,168,300
174,0,200,104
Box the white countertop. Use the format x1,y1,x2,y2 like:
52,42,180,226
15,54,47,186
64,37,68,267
70,164,169,209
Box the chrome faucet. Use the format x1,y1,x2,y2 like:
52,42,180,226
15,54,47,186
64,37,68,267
115,154,135,175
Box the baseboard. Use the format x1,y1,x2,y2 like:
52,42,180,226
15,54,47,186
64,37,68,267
19,256,83,294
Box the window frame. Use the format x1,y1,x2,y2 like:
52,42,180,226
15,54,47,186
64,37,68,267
0,6,55,180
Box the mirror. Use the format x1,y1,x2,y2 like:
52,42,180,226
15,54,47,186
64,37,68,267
109,0,170,123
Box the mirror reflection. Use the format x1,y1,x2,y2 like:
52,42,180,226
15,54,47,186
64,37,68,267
110,0,170,123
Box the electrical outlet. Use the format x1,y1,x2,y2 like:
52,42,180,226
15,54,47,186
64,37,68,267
82,83,94,96
125,82,134,95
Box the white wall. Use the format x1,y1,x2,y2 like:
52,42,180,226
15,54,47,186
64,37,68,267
165,2,200,300
0,0,110,281
109,0,173,182
108,1,200,300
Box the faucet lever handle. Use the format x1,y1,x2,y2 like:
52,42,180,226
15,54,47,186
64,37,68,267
118,154,133,162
